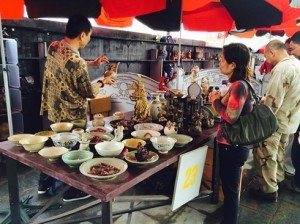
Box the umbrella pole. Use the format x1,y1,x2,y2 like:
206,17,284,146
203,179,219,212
176,2,183,90
0,14,14,136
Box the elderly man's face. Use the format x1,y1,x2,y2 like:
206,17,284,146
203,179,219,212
289,41,300,59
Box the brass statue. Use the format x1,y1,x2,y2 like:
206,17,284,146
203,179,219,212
129,74,151,123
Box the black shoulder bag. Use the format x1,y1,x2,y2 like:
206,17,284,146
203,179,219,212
222,80,279,146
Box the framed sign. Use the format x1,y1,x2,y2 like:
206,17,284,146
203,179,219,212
171,146,208,211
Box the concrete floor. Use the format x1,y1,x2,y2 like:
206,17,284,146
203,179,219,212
0,155,300,224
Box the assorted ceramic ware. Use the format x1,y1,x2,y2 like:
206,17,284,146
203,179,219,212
134,123,163,132
86,126,114,135
125,151,159,165
131,130,161,141
19,136,48,152
35,131,56,138
51,132,79,149
62,150,94,168
122,138,146,150
38,146,68,161
79,158,128,179
8,134,34,146
168,134,193,147
50,122,73,132
150,136,177,154
95,141,124,157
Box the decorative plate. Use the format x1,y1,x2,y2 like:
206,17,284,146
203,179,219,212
79,158,128,180
134,123,163,132
125,151,159,165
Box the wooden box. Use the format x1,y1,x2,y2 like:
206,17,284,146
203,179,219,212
88,96,111,119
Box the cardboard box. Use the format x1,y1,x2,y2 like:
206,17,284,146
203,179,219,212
88,96,111,119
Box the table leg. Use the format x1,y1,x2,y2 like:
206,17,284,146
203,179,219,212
211,137,220,204
102,200,112,224
5,156,21,223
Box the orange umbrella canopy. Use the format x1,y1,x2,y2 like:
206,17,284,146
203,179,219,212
0,0,297,35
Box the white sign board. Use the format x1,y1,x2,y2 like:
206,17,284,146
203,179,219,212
171,146,208,211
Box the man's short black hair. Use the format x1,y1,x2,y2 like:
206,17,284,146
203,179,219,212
291,31,300,44
66,15,92,39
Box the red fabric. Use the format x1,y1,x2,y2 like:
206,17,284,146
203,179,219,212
259,61,272,75
95,7,133,27
101,0,166,18
0,0,24,19
183,2,234,31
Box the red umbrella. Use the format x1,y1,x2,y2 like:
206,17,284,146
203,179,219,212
0,0,290,33
99,0,283,32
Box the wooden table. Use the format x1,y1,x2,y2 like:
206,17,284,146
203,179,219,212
0,114,218,224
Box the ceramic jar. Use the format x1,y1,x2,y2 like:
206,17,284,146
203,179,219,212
149,93,162,121
92,113,105,127
157,91,167,111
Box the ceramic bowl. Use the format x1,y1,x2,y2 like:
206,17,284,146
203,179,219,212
38,146,69,161
168,134,193,147
86,126,114,136
35,131,56,138
51,132,79,149
131,130,161,141
134,123,163,132
62,150,94,168
50,122,73,132
71,119,87,128
150,136,177,154
79,158,128,179
19,136,49,152
8,134,34,146
95,141,124,157
122,138,146,150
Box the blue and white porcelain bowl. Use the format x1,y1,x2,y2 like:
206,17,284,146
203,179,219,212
51,132,79,149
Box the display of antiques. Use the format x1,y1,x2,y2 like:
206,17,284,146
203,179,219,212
129,74,151,123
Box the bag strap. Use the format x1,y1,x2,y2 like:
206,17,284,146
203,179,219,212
241,80,260,104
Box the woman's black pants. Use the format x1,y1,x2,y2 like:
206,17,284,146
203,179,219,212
219,143,250,224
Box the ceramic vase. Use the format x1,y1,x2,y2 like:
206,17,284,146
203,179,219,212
149,93,162,121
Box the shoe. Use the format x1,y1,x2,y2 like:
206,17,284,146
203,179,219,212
38,181,52,195
291,179,300,193
63,188,91,202
248,188,278,202
278,181,285,190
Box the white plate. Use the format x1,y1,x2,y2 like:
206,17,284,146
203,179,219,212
83,133,114,144
86,126,114,134
134,123,163,132
79,158,128,179
125,151,159,165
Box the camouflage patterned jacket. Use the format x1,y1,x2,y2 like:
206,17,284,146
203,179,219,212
264,56,300,134
40,40,95,122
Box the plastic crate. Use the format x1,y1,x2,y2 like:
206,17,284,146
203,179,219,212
0,88,22,113
0,39,18,64
0,64,20,88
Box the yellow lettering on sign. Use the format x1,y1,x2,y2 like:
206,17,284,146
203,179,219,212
182,164,199,190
